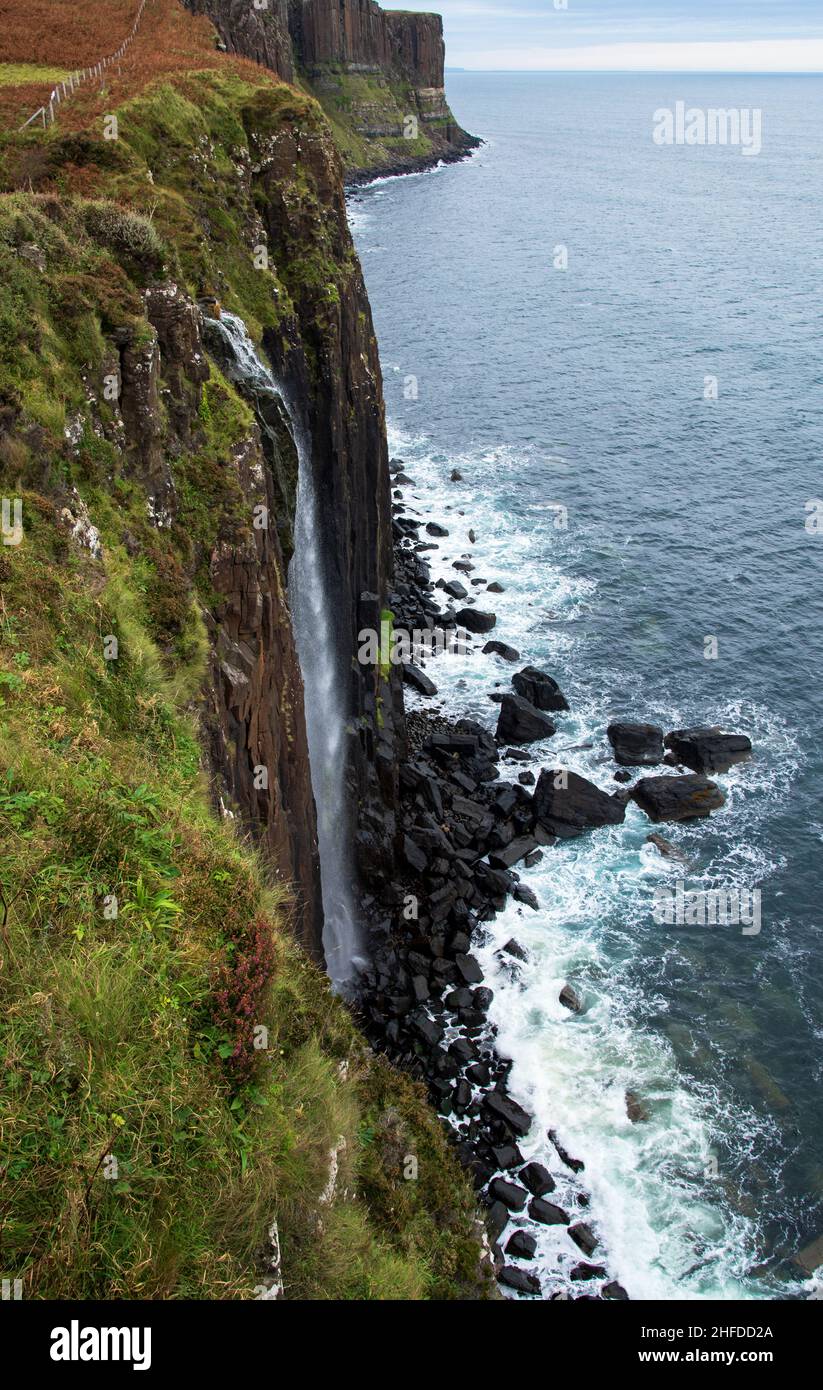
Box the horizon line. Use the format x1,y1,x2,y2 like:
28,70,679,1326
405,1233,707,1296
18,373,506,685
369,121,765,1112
446,68,823,75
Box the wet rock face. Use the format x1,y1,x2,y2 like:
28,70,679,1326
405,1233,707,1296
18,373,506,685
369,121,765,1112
138,283,324,959
607,721,664,767
184,0,295,80
631,774,726,823
533,769,627,839
249,117,401,889
664,727,752,775
289,0,446,88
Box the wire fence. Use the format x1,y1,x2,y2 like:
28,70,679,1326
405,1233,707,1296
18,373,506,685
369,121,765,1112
18,0,150,131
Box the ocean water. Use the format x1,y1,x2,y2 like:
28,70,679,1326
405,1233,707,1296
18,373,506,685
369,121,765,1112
348,73,823,1300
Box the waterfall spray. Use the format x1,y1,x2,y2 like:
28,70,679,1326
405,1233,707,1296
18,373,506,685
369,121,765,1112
204,313,361,987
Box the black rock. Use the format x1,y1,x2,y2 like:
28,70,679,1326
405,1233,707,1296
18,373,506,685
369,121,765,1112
483,1091,533,1139
607,721,665,767
403,663,437,697
456,953,483,984
548,1129,585,1174
492,1143,524,1169
559,983,583,1013
631,774,725,823
486,1200,509,1242
664,727,752,775
403,834,428,874
499,1265,541,1295
502,938,528,962
496,695,557,745
505,1230,538,1260
467,1061,492,1086
409,1012,443,1047
488,835,539,870
613,769,632,783
533,769,626,839
529,1197,570,1226
487,582,505,594
520,1162,555,1197
512,666,570,712
442,578,468,600
513,884,539,910
483,640,521,663
570,1262,607,1281
603,1280,630,1301
489,1177,529,1212
454,607,496,634
568,1222,599,1256
426,522,449,537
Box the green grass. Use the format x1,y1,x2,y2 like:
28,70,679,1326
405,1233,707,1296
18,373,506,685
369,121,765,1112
0,65,492,1302
0,64,70,88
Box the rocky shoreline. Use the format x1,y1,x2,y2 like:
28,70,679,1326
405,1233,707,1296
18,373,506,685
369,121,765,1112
354,456,754,1300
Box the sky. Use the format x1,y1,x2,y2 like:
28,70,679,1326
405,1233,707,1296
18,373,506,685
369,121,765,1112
383,0,823,72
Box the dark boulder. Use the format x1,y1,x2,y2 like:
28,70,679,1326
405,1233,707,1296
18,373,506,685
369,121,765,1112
493,1143,524,1169
568,1222,599,1257
626,1090,649,1123
664,727,752,775
505,1230,537,1260
529,1197,570,1226
499,1265,541,1295
486,1200,509,1242
533,769,626,839
496,695,557,745
607,721,664,767
502,939,528,962
455,607,496,634
570,1263,607,1281
489,1178,529,1212
483,640,521,662
520,1162,555,1197
512,666,570,712
603,1281,630,1300
456,953,483,984
631,774,725,823
559,983,583,1013
483,1091,533,1139
426,522,449,537
442,579,468,600
488,835,539,870
402,663,437,697
548,1129,585,1174
403,834,428,874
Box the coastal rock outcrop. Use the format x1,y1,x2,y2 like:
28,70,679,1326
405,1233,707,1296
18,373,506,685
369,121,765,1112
532,769,626,839
631,774,726,823
184,0,480,180
664,727,752,775
607,721,664,767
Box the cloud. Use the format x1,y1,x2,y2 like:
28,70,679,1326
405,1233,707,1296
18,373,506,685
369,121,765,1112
457,39,823,72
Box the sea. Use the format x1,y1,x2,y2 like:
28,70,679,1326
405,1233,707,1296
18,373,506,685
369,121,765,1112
348,72,823,1300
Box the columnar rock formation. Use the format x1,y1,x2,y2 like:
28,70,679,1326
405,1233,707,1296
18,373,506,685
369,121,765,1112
185,0,478,178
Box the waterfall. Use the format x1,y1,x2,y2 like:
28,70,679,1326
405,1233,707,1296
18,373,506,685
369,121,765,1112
204,312,361,988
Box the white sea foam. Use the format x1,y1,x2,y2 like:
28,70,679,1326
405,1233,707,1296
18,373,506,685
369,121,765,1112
388,420,805,1299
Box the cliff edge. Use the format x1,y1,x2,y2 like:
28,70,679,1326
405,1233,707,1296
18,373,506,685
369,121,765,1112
185,0,480,179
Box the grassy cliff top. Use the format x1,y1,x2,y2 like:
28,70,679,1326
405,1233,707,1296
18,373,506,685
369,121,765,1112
0,3,492,1301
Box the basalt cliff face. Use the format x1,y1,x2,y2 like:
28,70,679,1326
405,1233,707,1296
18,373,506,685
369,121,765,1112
0,3,491,1297
185,0,479,179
